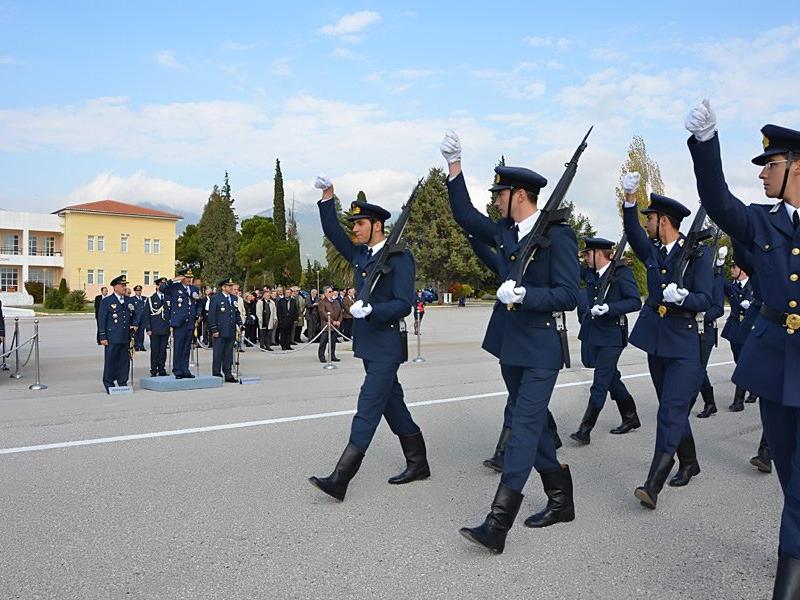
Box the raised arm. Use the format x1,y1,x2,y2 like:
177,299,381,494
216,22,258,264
315,175,358,264
620,172,653,262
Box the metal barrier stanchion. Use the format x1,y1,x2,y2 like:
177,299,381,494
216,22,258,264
28,319,47,390
412,314,425,363
323,313,336,370
11,318,22,379
1,336,8,371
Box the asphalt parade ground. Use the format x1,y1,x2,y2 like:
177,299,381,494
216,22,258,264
0,306,780,600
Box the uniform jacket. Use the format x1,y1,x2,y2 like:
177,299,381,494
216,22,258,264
131,295,147,327
207,293,243,338
721,277,754,342
731,240,763,346
159,280,201,328
318,198,414,364
577,263,641,348
689,134,800,406
623,204,712,359
97,294,135,344
144,291,171,336
703,266,726,347
447,173,579,369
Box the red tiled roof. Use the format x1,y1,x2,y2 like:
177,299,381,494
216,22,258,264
54,199,182,220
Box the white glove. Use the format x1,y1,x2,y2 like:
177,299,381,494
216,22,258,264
662,282,690,305
717,246,728,259
349,299,373,319
440,129,462,164
496,280,526,304
314,174,333,190
622,172,641,195
740,300,751,310
715,259,725,267
590,304,610,316
684,99,717,142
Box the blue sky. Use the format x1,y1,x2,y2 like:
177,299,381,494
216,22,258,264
1,2,799,260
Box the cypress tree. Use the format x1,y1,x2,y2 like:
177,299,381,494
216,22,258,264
198,180,239,287
273,159,286,240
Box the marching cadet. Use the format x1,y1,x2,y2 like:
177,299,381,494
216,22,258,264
144,277,170,377
208,277,242,383
159,268,201,379
570,237,642,445
685,100,800,597
309,175,430,501
721,258,755,411
97,275,136,392
621,173,712,508
441,130,579,554
131,285,147,351
695,245,727,418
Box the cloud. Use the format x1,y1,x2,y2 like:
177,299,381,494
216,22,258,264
471,62,555,100
523,36,572,51
320,11,380,42
153,50,184,70
271,57,291,77
220,41,262,52
365,68,439,93
0,54,16,65
332,47,357,60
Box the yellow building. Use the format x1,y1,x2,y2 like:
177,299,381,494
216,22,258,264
54,200,182,298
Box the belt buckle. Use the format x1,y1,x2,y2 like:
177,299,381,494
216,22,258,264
657,305,667,318
739,314,745,322
786,313,800,331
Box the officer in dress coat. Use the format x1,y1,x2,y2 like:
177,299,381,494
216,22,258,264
144,277,171,377
208,277,242,383
441,131,580,554
98,275,136,391
159,268,201,379
695,246,727,418
621,175,712,509
308,175,430,502
570,237,642,445
686,100,800,597
131,285,147,351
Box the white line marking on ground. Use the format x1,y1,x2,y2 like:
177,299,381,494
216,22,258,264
0,361,734,456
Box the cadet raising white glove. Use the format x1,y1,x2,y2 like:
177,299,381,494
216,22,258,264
662,282,690,305
349,299,373,319
440,130,462,164
740,300,751,310
717,246,728,259
496,280,526,304
590,304,610,316
622,172,641,194
314,174,333,190
685,99,717,142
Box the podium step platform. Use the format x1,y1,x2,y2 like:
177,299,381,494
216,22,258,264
139,375,223,392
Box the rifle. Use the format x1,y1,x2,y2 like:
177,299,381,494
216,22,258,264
506,126,593,310
596,233,628,305
670,205,715,288
359,178,424,304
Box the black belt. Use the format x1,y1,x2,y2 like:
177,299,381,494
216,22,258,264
645,299,696,320
759,305,800,331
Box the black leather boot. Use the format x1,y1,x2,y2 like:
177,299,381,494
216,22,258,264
696,387,717,418
610,395,641,434
634,452,675,509
729,386,746,412
524,465,575,528
459,483,523,554
773,554,800,599
483,426,511,472
570,404,601,445
308,442,364,501
750,433,772,473
745,391,758,404
388,431,431,484
668,436,700,487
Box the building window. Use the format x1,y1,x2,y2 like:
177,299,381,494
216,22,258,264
87,235,94,252
97,270,105,285
87,269,95,285
2,234,20,255
28,267,55,287
144,271,151,285
144,239,151,254
153,271,159,281
153,239,160,255
28,236,37,256
45,237,55,256
0,267,18,291
97,235,105,252
120,235,128,253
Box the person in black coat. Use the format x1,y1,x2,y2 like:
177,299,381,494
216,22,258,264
276,287,298,350
94,286,109,344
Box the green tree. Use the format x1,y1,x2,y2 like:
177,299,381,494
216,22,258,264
175,224,202,275
273,158,286,240
237,215,295,288
356,190,367,203
322,195,355,289
565,200,597,248
198,182,239,288
485,155,505,221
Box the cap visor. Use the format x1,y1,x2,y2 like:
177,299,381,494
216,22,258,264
751,148,786,166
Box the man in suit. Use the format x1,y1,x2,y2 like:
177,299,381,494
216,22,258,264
159,268,201,379
98,275,136,391
309,176,429,502
144,277,170,377
317,285,342,363
93,286,109,344
256,287,276,350
686,102,800,596
293,286,306,343
208,277,242,382
276,287,297,351
570,237,642,445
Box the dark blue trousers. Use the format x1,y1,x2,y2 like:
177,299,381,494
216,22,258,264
647,354,704,455
102,343,130,390
149,334,168,375
730,341,743,363
760,400,800,559
699,330,716,394
134,326,146,350
582,345,630,409
349,359,420,452
212,336,235,377
500,366,559,437
172,323,193,376
500,365,561,492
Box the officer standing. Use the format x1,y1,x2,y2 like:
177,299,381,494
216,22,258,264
685,101,800,597
621,173,712,508
208,277,242,383
131,285,147,351
695,246,727,418
159,268,201,379
144,277,170,377
309,175,430,502
570,237,642,445
97,275,136,391
441,130,579,554
721,259,755,411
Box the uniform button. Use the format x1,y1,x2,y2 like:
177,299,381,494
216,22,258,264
361,271,367,277
794,248,800,255
661,283,666,289
661,269,667,274
510,255,516,261
546,322,550,327
790,300,798,309
765,244,771,250
688,324,693,329
789,329,796,335
791,274,799,282
499,244,504,249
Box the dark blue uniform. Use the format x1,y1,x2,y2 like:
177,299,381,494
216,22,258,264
208,292,242,379
689,133,800,573
696,263,725,415
144,291,171,376
131,294,147,351
97,293,135,391
159,279,201,377
722,277,754,359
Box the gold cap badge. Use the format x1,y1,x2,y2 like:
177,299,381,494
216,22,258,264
763,134,770,150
